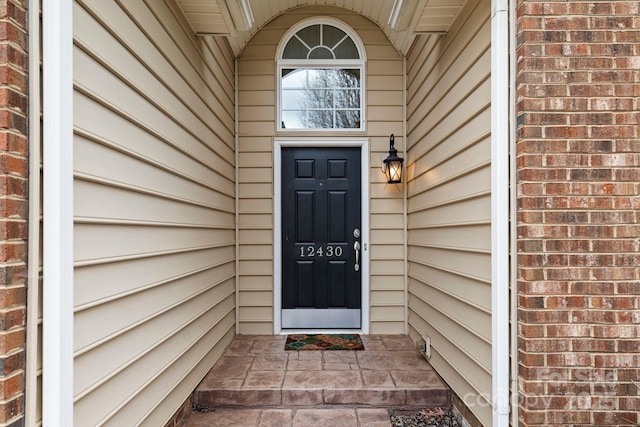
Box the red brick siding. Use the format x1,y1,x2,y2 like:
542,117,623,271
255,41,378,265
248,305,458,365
0,0,26,424
164,394,193,427
516,1,640,425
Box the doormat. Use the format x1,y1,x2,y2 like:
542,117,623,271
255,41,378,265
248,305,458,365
285,334,364,351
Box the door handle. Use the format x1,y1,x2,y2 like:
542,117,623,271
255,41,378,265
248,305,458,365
354,241,360,271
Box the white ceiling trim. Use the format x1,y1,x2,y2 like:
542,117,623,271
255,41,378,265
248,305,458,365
175,0,468,55
389,0,425,32
218,0,254,33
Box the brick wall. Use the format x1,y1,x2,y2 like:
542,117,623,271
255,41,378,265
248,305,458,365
516,1,639,425
0,0,26,425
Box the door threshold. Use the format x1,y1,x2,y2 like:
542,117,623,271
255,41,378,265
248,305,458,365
282,308,361,329
279,329,365,335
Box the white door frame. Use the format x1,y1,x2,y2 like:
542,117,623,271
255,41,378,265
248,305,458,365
273,137,370,335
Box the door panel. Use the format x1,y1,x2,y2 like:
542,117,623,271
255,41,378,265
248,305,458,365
281,147,361,328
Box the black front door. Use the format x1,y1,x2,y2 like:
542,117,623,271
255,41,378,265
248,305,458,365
281,147,361,328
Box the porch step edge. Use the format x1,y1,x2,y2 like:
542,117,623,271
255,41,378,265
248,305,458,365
193,387,451,410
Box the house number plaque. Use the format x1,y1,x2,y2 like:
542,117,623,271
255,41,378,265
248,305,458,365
298,245,344,257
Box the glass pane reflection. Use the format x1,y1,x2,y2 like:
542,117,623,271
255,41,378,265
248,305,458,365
281,68,362,130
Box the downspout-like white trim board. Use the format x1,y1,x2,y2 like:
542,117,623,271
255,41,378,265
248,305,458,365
509,0,519,425
42,0,74,425
490,0,511,425
234,58,240,334
402,56,409,335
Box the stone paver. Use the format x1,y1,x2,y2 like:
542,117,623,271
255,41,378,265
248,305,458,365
323,351,357,363
286,358,323,370
281,389,323,406
185,408,387,427
186,409,261,426
251,339,287,353
391,370,444,387
207,357,253,379
357,351,433,371
283,370,363,389
293,408,358,427
357,408,395,426
252,353,288,370
257,409,292,426
244,371,285,388
223,339,252,356
186,334,450,426
380,335,417,350
362,370,395,387
323,388,407,406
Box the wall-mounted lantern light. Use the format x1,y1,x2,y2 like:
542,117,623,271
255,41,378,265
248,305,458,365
382,134,404,184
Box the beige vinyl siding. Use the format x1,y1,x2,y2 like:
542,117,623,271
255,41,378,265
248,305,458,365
406,0,492,424
73,0,235,425
237,6,405,334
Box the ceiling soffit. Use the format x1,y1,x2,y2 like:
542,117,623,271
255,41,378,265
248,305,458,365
175,0,468,56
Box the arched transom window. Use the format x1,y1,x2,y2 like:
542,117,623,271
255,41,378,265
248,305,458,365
277,19,366,131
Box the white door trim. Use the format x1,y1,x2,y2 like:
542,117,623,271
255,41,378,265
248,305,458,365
273,137,370,334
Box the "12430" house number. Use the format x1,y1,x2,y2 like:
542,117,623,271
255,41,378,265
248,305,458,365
298,245,344,257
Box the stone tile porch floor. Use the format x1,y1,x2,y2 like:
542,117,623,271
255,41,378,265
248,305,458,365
184,334,450,426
